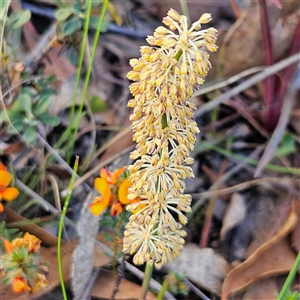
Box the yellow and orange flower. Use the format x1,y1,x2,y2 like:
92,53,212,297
0,162,19,212
89,167,141,217
1,233,48,293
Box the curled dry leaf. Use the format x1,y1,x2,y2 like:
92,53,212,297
169,243,230,295
221,211,298,300
220,193,247,240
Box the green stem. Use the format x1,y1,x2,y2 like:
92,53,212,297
66,0,109,163
201,141,300,176
57,156,79,300
277,251,300,299
140,263,154,300
157,275,169,300
174,49,183,61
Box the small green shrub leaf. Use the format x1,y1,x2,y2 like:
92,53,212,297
35,96,52,115
89,95,107,112
38,113,60,127
88,16,109,32
23,126,37,143
18,89,32,114
63,16,82,35
55,8,74,21
6,10,31,30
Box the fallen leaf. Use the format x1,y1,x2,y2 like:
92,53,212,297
90,268,156,300
169,243,230,295
5,207,58,247
241,277,279,300
221,211,298,300
220,193,247,240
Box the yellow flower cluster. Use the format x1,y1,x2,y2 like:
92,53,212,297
123,9,217,268
1,233,48,293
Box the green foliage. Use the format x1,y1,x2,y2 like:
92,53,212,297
4,10,31,32
54,1,109,39
88,94,108,113
279,290,300,300
275,132,296,157
166,272,189,297
0,78,60,144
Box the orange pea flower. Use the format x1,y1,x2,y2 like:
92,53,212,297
13,232,41,253
89,167,138,217
12,277,31,293
0,162,19,212
111,202,123,216
4,239,14,254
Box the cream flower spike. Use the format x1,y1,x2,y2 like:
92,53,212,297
124,9,217,268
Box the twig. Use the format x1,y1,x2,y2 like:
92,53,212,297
194,53,300,118
15,179,75,227
192,66,265,98
37,133,92,193
24,22,57,72
191,177,298,199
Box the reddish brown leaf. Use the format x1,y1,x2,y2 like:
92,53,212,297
221,212,298,300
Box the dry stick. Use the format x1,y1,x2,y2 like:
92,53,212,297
15,178,75,227
254,72,299,177
192,66,265,98
225,97,270,139
189,147,264,219
67,141,134,194
36,133,92,192
194,53,300,118
191,177,298,199
23,22,57,71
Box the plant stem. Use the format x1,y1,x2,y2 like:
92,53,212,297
66,0,109,162
140,263,154,300
57,156,79,300
157,275,169,300
277,251,300,299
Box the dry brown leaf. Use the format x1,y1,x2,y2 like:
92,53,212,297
215,2,300,79
221,212,298,300
220,193,247,240
5,207,58,247
90,268,156,300
0,237,112,300
241,277,279,300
